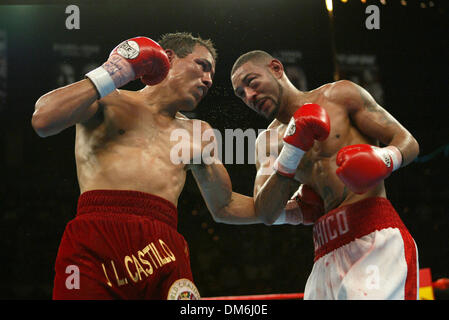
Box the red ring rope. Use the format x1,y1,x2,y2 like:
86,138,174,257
202,278,449,300
202,293,304,300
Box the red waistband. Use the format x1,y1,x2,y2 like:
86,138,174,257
312,197,407,262
76,190,178,229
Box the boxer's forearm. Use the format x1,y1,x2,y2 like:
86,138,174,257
191,162,260,224
32,79,99,137
254,172,299,225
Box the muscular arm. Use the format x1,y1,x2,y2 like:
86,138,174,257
253,129,300,225
189,122,259,225
335,80,419,166
32,79,102,137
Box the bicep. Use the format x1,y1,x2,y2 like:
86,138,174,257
253,129,277,197
253,155,277,197
191,161,231,192
253,127,288,196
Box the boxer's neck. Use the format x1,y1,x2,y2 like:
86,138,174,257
138,85,181,118
276,82,307,124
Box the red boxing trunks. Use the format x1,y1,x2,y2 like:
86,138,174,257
52,190,200,300
304,197,419,300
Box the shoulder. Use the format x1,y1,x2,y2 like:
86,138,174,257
175,111,190,120
190,117,214,132
179,117,217,142
324,80,363,105
267,118,284,130
322,80,358,97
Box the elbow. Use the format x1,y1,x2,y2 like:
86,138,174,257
261,215,275,226
256,205,275,226
211,215,225,224
254,199,275,226
31,109,51,138
210,206,229,224
413,137,420,158
208,203,224,223
404,135,420,164
32,98,56,137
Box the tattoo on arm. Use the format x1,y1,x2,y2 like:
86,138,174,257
358,87,395,126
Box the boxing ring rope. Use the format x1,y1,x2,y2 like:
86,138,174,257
203,293,304,300
203,278,449,300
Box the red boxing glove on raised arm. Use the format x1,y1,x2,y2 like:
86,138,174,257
86,36,170,98
274,184,324,225
274,103,330,177
336,144,403,194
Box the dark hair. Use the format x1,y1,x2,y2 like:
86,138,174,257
231,50,274,76
158,32,217,61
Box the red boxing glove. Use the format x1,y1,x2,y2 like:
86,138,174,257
274,184,324,225
274,103,330,177
284,103,331,150
336,144,403,194
86,37,170,98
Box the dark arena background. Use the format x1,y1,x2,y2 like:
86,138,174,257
0,0,448,300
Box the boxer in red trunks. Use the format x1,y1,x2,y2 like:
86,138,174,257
34,33,296,300
231,50,420,299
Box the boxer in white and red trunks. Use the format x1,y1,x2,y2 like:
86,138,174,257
307,197,418,299
231,50,420,300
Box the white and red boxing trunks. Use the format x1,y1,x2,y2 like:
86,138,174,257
304,197,419,300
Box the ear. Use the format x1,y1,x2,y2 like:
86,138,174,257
165,49,176,65
268,59,284,79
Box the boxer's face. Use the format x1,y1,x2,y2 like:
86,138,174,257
167,45,215,111
231,61,282,121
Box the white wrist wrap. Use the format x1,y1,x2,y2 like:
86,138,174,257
85,66,116,99
274,143,306,175
385,146,403,172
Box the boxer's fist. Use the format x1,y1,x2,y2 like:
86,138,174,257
336,144,402,194
278,184,324,225
86,37,170,98
274,103,330,177
108,37,170,86
284,103,331,151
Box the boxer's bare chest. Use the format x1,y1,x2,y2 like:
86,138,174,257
74,94,206,201
271,96,374,211
76,97,200,163
272,98,350,171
